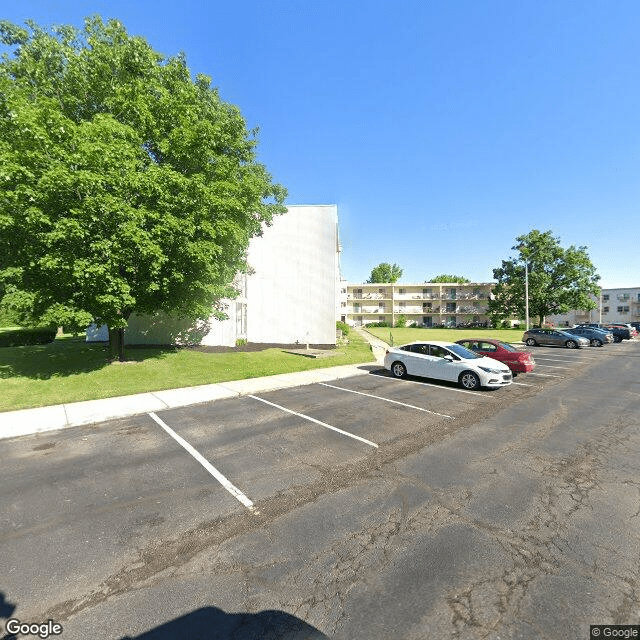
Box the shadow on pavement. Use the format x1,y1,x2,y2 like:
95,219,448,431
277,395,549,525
0,592,17,640
120,606,330,640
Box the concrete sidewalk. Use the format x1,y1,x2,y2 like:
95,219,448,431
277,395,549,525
0,362,383,441
0,329,391,441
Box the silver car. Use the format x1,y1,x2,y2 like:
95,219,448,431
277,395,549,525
522,329,590,349
563,326,614,347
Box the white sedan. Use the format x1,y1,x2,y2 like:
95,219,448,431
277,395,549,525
383,340,513,390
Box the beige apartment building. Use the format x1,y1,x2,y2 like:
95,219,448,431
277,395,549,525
548,286,640,327
340,282,494,328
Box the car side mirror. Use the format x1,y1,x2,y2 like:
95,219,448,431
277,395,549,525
444,355,454,362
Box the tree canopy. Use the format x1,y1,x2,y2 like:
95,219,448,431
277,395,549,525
0,17,287,358
367,263,403,283
487,230,600,327
426,274,471,283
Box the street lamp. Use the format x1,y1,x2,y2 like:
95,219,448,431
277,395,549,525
525,258,530,331
521,247,538,331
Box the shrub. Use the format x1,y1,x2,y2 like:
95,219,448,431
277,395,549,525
395,315,407,328
365,321,389,328
235,338,248,347
336,320,350,335
0,327,57,347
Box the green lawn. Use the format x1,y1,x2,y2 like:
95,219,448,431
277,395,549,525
0,333,375,411
364,326,526,346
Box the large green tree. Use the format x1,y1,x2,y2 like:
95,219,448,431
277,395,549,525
0,17,286,359
426,274,471,283
488,230,600,327
367,262,403,283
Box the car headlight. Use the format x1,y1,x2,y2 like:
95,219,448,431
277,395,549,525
479,366,502,374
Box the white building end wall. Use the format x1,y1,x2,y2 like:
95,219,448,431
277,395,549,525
86,204,338,346
245,204,338,344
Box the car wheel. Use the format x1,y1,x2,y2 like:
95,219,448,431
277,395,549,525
391,361,407,378
614,336,622,343
566,340,577,349
591,338,603,347
525,338,536,347
459,371,480,390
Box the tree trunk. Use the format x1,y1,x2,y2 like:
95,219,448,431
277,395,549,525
108,327,126,362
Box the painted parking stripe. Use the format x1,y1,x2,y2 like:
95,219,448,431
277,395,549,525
319,382,454,419
376,374,487,396
511,381,534,386
532,356,588,363
148,412,255,510
526,371,564,377
532,352,601,360
535,363,571,369
249,395,378,448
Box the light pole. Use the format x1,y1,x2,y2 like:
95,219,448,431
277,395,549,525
522,247,539,331
525,258,530,330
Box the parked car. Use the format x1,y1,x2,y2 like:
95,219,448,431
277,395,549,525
563,326,614,347
630,322,640,332
384,340,512,390
454,338,535,375
608,323,638,337
522,328,590,349
580,323,631,342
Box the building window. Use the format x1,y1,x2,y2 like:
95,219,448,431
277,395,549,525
379,316,385,322
602,294,609,301
603,306,609,313
399,288,405,294
618,294,630,301
235,302,247,337
617,306,629,314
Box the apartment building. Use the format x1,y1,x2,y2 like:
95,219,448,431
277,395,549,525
548,287,640,327
88,205,341,346
341,282,494,327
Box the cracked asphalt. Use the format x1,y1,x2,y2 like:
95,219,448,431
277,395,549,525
1,341,639,639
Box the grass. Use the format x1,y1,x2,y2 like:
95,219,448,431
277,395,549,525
0,333,375,412
364,326,526,346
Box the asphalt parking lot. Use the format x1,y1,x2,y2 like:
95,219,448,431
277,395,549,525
1,339,639,639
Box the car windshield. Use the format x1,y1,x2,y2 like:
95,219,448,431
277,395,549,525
497,341,518,352
447,343,482,359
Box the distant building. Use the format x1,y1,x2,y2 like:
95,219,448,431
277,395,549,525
547,286,640,327
341,282,495,327
87,205,341,346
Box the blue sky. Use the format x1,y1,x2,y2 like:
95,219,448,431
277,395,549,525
4,1,640,287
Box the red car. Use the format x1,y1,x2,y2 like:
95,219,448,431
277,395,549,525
455,338,535,375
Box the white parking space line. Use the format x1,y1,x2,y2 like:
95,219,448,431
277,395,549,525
249,395,379,448
532,356,587,363
148,412,255,510
534,363,572,369
526,371,564,377
533,351,601,360
319,383,454,419
511,381,534,386
377,375,487,397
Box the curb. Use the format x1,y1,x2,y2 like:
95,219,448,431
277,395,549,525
0,362,380,441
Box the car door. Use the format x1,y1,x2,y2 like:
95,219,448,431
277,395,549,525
407,343,432,377
427,345,460,382
477,341,505,365
538,330,554,345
